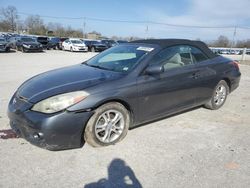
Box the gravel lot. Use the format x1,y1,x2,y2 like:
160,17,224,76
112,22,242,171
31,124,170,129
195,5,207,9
0,50,250,188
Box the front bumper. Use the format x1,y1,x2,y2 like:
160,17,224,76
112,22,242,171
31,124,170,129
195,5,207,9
23,46,43,52
73,46,88,52
0,45,7,51
7,94,94,151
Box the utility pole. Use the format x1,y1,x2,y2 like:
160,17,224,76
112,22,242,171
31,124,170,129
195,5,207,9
230,26,237,52
82,17,86,38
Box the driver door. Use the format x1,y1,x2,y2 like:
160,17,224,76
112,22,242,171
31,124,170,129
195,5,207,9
137,45,200,122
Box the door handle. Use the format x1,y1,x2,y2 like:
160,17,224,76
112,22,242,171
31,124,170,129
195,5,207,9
191,72,200,79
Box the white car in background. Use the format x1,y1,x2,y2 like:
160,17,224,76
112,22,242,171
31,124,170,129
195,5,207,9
62,38,88,52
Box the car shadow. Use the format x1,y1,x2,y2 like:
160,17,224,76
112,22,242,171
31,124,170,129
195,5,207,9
84,158,142,188
0,129,19,139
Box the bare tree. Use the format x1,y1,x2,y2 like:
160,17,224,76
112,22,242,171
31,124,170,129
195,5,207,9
0,6,18,32
236,39,250,48
25,15,46,35
213,35,230,47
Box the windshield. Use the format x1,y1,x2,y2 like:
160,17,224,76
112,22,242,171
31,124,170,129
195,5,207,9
108,40,116,44
93,41,103,45
51,38,60,42
71,40,82,44
21,37,35,42
0,38,6,42
85,45,154,73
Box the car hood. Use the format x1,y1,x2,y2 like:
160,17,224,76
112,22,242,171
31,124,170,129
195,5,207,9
23,42,40,45
17,64,123,103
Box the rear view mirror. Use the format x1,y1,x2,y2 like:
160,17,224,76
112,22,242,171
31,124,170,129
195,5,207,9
145,64,164,75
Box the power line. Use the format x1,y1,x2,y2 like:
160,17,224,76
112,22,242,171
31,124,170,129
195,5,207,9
17,11,250,30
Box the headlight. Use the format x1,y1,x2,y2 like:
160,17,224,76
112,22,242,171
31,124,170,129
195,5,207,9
31,91,89,114
23,44,31,48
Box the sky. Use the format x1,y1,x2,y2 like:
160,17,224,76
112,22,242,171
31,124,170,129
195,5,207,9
1,0,250,41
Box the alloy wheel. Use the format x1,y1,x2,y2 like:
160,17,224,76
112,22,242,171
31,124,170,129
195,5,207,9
214,85,226,106
94,110,125,143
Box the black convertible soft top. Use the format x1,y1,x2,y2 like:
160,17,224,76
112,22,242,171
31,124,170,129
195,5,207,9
130,39,217,59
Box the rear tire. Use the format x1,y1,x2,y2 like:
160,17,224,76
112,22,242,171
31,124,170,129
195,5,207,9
204,80,229,110
84,102,130,147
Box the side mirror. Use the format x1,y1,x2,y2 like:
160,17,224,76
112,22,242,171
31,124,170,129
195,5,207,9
145,64,164,75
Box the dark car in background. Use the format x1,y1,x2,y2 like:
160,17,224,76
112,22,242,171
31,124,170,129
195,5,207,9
0,37,11,52
47,37,60,49
9,36,43,52
101,39,118,48
82,40,108,52
36,36,50,49
116,40,128,44
8,39,241,151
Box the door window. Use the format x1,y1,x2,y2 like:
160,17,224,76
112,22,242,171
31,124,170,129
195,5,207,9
150,45,195,71
190,47,209,63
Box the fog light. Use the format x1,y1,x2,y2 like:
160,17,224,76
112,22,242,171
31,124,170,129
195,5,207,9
33,133,39,139
33,133,43,139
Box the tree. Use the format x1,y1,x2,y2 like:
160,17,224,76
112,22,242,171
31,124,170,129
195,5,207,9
236,39,250,48
0,6,18,32
214,35,230,47
25,15,46,35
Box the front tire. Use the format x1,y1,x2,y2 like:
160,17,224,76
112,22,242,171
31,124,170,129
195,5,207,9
5,47,10,52
205,80,229,110
84,102,130,147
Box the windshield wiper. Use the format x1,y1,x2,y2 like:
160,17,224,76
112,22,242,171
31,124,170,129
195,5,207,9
85,63,113,71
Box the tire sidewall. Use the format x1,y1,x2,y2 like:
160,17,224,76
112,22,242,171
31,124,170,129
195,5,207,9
84,102,130,147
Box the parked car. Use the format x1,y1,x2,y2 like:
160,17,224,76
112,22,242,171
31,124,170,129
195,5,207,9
9,36,43,52
36,36,50,49
58,37,69,50
8,39,241,150
47,37,60,49
211,48,220,55
0,37,11,52
101,39,118,48
116,40,128,44
62,38,88,52
230,50,241,55
83,40,108,52
219,49,230,55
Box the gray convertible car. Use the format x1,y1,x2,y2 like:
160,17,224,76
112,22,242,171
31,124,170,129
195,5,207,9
8,39,241,150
